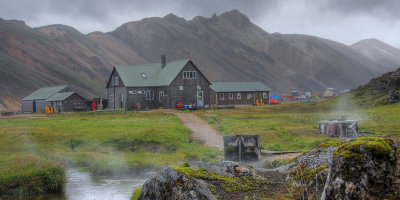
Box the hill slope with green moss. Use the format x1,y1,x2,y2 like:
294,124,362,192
352,67,400,106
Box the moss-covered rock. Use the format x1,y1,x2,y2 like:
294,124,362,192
326,137,398,199
333,136,394,161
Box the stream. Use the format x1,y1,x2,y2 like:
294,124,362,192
15,168,153,200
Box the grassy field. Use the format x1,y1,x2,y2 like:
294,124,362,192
198,96,400,151
0,111,222,175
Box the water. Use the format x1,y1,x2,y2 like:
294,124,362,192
9,168,154,200
64,168,151,200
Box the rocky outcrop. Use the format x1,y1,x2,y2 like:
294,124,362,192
137,137,399,200
138,161,290,200
324,137,398,199
138,166,215,200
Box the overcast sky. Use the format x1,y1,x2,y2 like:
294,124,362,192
1,0,399,47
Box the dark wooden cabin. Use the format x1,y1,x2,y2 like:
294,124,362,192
46,92,87,112
106,57,211,110
210,82,271,106
22,85,72,113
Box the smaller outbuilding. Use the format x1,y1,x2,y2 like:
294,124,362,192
210,82,271,106
46,92,87,112
22,85,87,113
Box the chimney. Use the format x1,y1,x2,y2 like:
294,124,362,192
161,55,166,68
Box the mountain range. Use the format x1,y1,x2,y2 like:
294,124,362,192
1,10,400,111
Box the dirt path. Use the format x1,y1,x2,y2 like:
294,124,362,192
163,110,223,149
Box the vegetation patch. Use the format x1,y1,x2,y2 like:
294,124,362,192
334,136,393,161
0,111,222,175
0,156,66,197
317,140,339,148
265,159,288,169
131,187,142,200
172,166,272,193
289,165,328,183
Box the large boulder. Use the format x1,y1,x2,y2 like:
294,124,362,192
138,166,215,200
138,161,290,199
325,137,398,199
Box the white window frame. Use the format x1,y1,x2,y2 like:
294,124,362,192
219,93,224,100
113,76,119,85
129,90,137,95
237,93,241,99
247,93,253,99
146,90,154,100
183,71,196,79
229,93,233,99
263,92,268,98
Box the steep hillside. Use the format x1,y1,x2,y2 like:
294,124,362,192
0,10,399,111
352,67,400,106
352,38,400,72
0,19,107,111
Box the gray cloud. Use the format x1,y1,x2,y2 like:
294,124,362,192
0,0,399,47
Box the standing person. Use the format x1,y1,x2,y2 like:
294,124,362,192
92,101,96,111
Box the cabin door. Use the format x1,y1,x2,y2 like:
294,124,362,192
197,91,204,106
32,100,36,113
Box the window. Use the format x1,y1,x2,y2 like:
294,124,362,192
183,71,196,79
247,93,253,99
140,73,147,79
113,76,119,85
263,92,267,98
179,86,184,90
159,91,165,102
138,90,145,94
219,93,224,100
129,90,137,95
197,85,201,90
146,90,154,100
237,93,241,99
229,93,233,99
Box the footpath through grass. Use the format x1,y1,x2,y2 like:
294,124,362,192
0,111,221,174
198,96,400,151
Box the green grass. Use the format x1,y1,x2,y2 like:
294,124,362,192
0,111,222,175
198,96,400,151
0,156,66,197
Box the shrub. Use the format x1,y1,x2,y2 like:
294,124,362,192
184,152,201,161
0,157,66,197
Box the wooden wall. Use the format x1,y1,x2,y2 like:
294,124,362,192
210,91,269,106
168,62,210,108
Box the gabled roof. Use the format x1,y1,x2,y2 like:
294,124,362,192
22,85,68,101
112,59,196,87
210,82,271,92
46,92,75,102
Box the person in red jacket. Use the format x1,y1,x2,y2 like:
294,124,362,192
92,101,96,111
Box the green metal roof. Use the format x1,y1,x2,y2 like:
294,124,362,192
210,82,271,92
114,59,190,87
45,92,75,102
22,85,68,101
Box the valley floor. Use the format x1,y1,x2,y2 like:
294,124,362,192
1,96,400,198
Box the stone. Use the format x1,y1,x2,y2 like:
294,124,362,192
138,166,215,200
324,138,398,200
